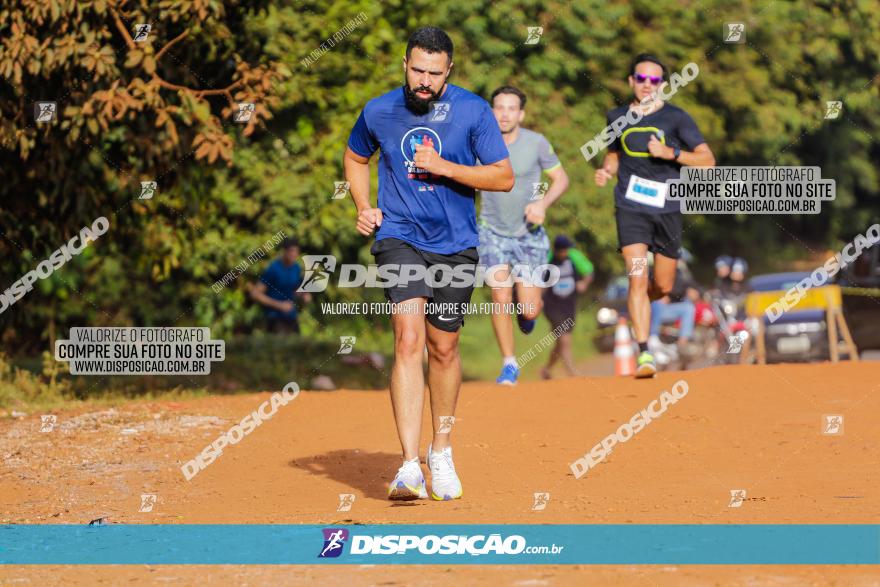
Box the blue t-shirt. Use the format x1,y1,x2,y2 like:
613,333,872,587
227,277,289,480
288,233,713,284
259,259,302,320
347,84,509,254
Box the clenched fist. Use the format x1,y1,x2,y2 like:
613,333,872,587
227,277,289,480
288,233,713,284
357,207,383,236
648,134,673,160
524,201,546,225
594,168,614,187
413,141,449,176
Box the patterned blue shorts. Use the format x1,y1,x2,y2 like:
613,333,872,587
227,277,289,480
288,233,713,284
477,223,550,271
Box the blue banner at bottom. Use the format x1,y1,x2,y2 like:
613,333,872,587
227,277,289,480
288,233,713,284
2,524,878,564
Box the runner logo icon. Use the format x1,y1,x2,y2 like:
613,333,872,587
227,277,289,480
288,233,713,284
525,27,543,45
429,102,451,122
728,489,746,508
726,332,747,354
824,101,842,120
332,181,350,200
530,182,548,201
822,414,843,435
139,494,157,512
133,23,151,42
319,528,349,558
337,494,356,512
531,492,550,511
34,102,57,123
724,23,745,43
629,257,648,277
40,414,57,432
337,336,356,354
297,255,338,293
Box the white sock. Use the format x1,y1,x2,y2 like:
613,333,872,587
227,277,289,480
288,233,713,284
503,356,518,368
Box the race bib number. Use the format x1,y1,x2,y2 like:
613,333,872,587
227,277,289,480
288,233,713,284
552,276,575,298
625,175,668,208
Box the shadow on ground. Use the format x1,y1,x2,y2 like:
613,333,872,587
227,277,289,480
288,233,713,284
289,449,405,501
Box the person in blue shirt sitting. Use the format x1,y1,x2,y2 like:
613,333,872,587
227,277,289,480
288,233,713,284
248,237,311,333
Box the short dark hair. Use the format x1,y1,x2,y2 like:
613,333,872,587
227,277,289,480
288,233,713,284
490,85,527,109
281,237,299,250
406,27,454,62
630,53,667,79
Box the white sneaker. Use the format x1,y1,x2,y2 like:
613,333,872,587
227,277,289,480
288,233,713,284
387,458,427,500
427,444,463,501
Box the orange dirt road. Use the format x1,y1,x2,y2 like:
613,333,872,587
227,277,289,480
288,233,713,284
2,362,879,585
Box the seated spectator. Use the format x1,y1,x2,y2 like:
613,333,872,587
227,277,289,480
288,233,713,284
248,237,311,333
648,267,701,361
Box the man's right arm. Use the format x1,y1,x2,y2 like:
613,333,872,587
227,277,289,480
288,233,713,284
343,146,383,236
248,281,293,312
595,109,620,186
344,105,381,236
344,146,371,213
571,250,594,293
595,151,619,186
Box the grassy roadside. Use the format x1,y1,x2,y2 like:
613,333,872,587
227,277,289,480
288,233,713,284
2,301,600,412
0,352,212,414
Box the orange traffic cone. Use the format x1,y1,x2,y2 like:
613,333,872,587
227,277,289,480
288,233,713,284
614,317,636,376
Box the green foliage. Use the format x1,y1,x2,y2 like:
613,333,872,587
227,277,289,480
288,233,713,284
0,352,71,408
1,0,879,363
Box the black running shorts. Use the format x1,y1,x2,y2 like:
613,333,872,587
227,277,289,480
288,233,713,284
615,208,683,259
370,237,478,332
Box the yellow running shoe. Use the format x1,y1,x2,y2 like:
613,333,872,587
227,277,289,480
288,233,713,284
635,351,657,379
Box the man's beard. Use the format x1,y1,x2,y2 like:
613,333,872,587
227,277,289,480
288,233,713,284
404,83,442,115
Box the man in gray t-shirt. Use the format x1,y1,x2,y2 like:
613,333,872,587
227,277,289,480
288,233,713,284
479,86,570,386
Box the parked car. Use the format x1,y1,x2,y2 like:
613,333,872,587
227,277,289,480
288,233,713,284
749,272,831,363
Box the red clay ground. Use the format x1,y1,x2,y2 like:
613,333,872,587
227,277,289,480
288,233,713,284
2,361,879,585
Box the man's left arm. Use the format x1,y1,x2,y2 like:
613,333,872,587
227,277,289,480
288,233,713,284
525,137,569,224
571,249,594,294
525,169,569,225
415,144,514,191
537,165,569,208
412,99,514,192
672,143,715,167
576,271,593,294
647,110,716,167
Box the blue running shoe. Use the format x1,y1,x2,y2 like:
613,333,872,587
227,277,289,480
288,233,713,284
517,313,536,334
496,364,519,385
512,288,536,334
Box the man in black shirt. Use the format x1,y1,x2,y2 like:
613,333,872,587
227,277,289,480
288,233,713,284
595,53,716,378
